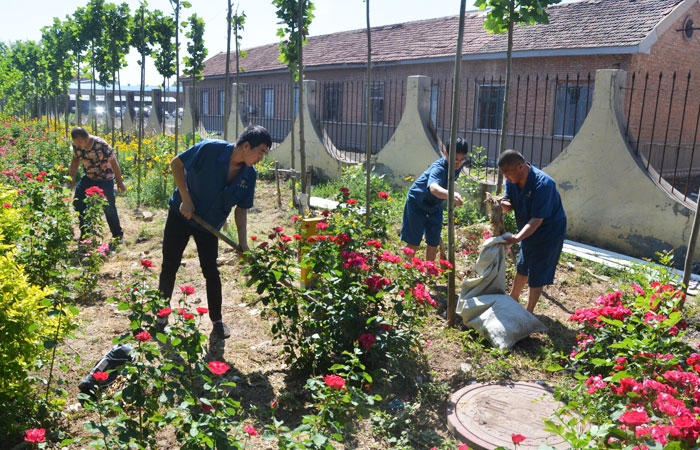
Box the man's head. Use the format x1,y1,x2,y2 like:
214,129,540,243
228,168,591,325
235,125,273,166
445,137,470,167
498,149,528,185
71,127,90,149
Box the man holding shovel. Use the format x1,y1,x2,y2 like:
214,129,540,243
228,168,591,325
498,150,567,313
158,125,272,338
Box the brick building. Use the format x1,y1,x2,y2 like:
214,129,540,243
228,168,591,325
186,0,700,184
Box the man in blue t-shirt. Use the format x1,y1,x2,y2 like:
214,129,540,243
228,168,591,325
400,138,468,261
158,125,272,339
499,150,567,313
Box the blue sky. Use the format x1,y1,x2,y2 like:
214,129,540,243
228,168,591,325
0,0,574,85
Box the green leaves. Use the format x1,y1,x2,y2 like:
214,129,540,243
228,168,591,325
475,0,561,34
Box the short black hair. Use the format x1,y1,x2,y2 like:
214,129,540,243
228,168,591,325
498,149,525,168
71,127,89,140
445,137,469,154
235,125,272,149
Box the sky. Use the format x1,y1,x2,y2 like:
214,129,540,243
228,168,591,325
0,0,573,86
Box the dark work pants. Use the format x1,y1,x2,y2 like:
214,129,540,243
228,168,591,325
74,176,123,239
158,210,223,322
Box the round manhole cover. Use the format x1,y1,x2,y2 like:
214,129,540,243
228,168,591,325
446,382,569,450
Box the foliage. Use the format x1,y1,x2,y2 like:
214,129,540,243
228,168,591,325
475,0,561,33
183,14,207,84
272,0,315,80
246,187,448,375
547,275,700,449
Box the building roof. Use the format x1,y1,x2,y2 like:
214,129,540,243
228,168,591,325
200,0,687,78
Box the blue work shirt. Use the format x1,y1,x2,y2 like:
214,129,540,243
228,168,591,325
505,165,566,250
406,157,463,214
169,139,257,230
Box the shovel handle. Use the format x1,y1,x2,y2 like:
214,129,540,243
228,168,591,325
191,214,241,251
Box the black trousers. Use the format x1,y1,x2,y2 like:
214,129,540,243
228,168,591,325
73,176,123,239
158,210,223,322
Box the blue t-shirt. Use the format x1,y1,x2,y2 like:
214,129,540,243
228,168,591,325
407,158,463,214
505,165,566,249
169,139,257,230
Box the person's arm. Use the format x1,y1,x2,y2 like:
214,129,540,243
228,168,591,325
428,183,463,206
171,156,194,219
500,199,513,213
68,155,80,188
234,205,249,254
503,217,543,245
109,156,126,193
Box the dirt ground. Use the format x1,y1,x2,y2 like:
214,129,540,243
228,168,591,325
25,180,698,450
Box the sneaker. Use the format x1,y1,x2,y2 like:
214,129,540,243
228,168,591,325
212,321,231,339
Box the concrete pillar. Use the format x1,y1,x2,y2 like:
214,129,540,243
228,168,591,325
545,69,699,263
376,75,441,185
274,80,347,179
87,93,97,129
226,83,247,141
181,85,194,139
122,92,136,133
146,89,163,135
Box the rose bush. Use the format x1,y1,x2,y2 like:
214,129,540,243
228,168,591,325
246,188,449,375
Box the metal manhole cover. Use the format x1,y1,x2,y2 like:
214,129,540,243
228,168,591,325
446,382,569,450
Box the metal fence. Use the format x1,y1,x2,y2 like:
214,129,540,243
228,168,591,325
622,71,700,201
430,73,594,181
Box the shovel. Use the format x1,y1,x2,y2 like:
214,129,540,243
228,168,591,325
191,214,316,302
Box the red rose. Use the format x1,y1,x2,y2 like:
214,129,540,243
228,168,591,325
316,222,328,230
291,215,300,221
512,433,526,444
244,425,259,436
180,286,195,295
183,313,195,320
273,226,284,233
157,307,172,317
378,191,389,199
24,428,45,443
196,307,209,315
92,371,109,381
324,374,347,390
135,331,151,342
347,199,357,204
619,410,649,427
208,360,230,375
251,236,258,241
140,259,154,268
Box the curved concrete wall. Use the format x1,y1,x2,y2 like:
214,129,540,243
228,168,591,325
226,83,246,141
544,69,698,262
273,80,347,179
376,75,441,183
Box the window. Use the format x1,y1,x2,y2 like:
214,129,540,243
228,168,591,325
364,82,385,124
430,81,439,126
323,83,343,122
217,90,225,116
262,87,274,118
475,84,504,131
553,83,593,137
200,90,209,115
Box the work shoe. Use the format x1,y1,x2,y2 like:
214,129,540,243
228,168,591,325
212,321,231,339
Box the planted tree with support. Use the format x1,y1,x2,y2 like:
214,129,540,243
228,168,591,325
364,0,372,223
446,0,468,328
223,3,246,141
41,18,74,134
183,13,207,144
68,9,89,125
9,40,45,119
152,10,176,135
79,0,106,131
133,2,156,207
168,0,191,158
475,0,560,193
273,0,315,199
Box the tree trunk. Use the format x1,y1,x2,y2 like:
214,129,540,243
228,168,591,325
289,71,296,205
235,24,240,138
91,44,97,131
174,0,181,158
496,6,514,195
76,59,82,125
223,0,232,141
118,69,124,137
137,6,146,208
298,0,307,195
111,72,116,151
364,0,372,224
447,0,467,328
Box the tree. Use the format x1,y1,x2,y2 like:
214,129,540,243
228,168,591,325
364,0,372,223
183,13,207,142
169,0,192,158
96,2,132,144
151,10,176,134
41,18,74,133
78,0,106,130
68,8,89,125
273,0,315,197
224,3,246,140
9,40,45,119
447,0,468,327
475,0,560,193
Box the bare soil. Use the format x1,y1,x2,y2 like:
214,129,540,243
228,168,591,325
23,180,699,450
